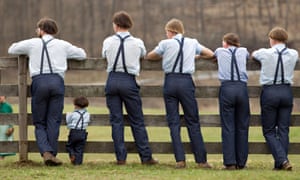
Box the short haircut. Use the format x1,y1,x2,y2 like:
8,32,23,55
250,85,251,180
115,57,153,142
74,96,89,108
112,11,133,29
37,17,58,35
223,33,240,47
268,27,288,43
165,18,184,34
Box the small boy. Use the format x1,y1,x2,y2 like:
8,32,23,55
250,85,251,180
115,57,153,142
0,96,16,160
66,96,90,165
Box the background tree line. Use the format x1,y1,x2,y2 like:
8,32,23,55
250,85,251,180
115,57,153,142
0,0,299,57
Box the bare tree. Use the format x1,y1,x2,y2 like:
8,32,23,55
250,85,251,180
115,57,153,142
232,0,240,35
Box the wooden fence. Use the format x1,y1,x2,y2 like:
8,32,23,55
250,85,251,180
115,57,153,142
0,55,299,161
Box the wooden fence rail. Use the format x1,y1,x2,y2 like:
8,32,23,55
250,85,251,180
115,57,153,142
0,56,299,161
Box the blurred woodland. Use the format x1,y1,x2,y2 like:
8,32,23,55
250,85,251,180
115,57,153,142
0,0,300,57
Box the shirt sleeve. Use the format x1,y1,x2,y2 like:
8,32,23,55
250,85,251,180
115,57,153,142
195,39,204,55
214,48,221,57
252,49,266,62
66,113,73,125
153,40,165,56
85,112,91,124
65,41,87,60
137,38,146,57
8,39,33,55
102,38,109,58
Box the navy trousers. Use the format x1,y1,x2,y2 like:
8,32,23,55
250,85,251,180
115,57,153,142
105,72,153,162
260,84,292,169
31,74,64,156
66,129,88,165
219,81,250,167
163,73,207,163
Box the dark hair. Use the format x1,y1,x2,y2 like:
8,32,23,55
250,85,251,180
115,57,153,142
37,17,58,35
112,11,133,29
268,27,288,43
223,33,240,47
74,96,89,108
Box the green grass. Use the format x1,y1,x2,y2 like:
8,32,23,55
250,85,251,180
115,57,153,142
3,104,300,179
0,154,299,180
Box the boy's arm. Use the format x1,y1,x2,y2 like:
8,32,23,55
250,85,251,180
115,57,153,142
145,50,162,61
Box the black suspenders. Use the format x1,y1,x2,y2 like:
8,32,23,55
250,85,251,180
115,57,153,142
40,38,54,75
229,48,241,81
172,37,185,73
273,47,287,85
113,34,131,73
74,111,86,130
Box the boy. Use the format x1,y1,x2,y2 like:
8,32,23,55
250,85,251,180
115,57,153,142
66,96,90,165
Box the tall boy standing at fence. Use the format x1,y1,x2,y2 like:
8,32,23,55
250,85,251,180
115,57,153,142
102,11,158,165
8,17,87,166
214,33,250,170
252,27,299,171
146,18,214,169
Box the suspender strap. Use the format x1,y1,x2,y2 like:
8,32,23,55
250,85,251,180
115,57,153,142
40,38,54,75
74,110,86,130
274,47,287,85
229,48,240,81
172,37,185,73
113,34,130,73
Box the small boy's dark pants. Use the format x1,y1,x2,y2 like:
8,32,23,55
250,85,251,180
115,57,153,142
66,129,88,165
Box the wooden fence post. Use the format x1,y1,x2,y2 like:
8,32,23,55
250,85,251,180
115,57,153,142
18,55,28,161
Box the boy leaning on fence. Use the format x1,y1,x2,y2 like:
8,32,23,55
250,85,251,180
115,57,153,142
8,17,87,166
146,18,214,169
214,33,250,170
252,27,299,171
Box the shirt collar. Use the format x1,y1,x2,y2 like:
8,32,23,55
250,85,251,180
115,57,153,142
272,43,286,51
41,34,54,41
173,33,183,40
116,31,131,38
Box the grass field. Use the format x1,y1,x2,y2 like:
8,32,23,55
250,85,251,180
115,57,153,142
0,154,299,180
1,105,299,180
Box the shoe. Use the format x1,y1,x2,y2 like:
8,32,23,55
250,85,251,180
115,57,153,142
142,158,159,165
70,155,76,164
116,160,126,165
198,162,212,169
223,165,236,170
175,161,186,169
236,165,247,170
43,152,62,166
282,161,292,171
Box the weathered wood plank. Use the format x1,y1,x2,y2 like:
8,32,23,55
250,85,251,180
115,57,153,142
18,55,28,161
2,114,300,127
20,84,300,98
1,141,299,154
2,56,300,71
0,84,19,96
0,56,19,69
2,85,300,98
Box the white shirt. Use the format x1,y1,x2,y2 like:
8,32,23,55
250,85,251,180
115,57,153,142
153,34,204,74
66,109,90,130
252,44,298,85
8,34,86,78
214,46,249,82
102,32,146,76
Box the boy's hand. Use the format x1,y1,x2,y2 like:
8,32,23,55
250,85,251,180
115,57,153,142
6,127,14,136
